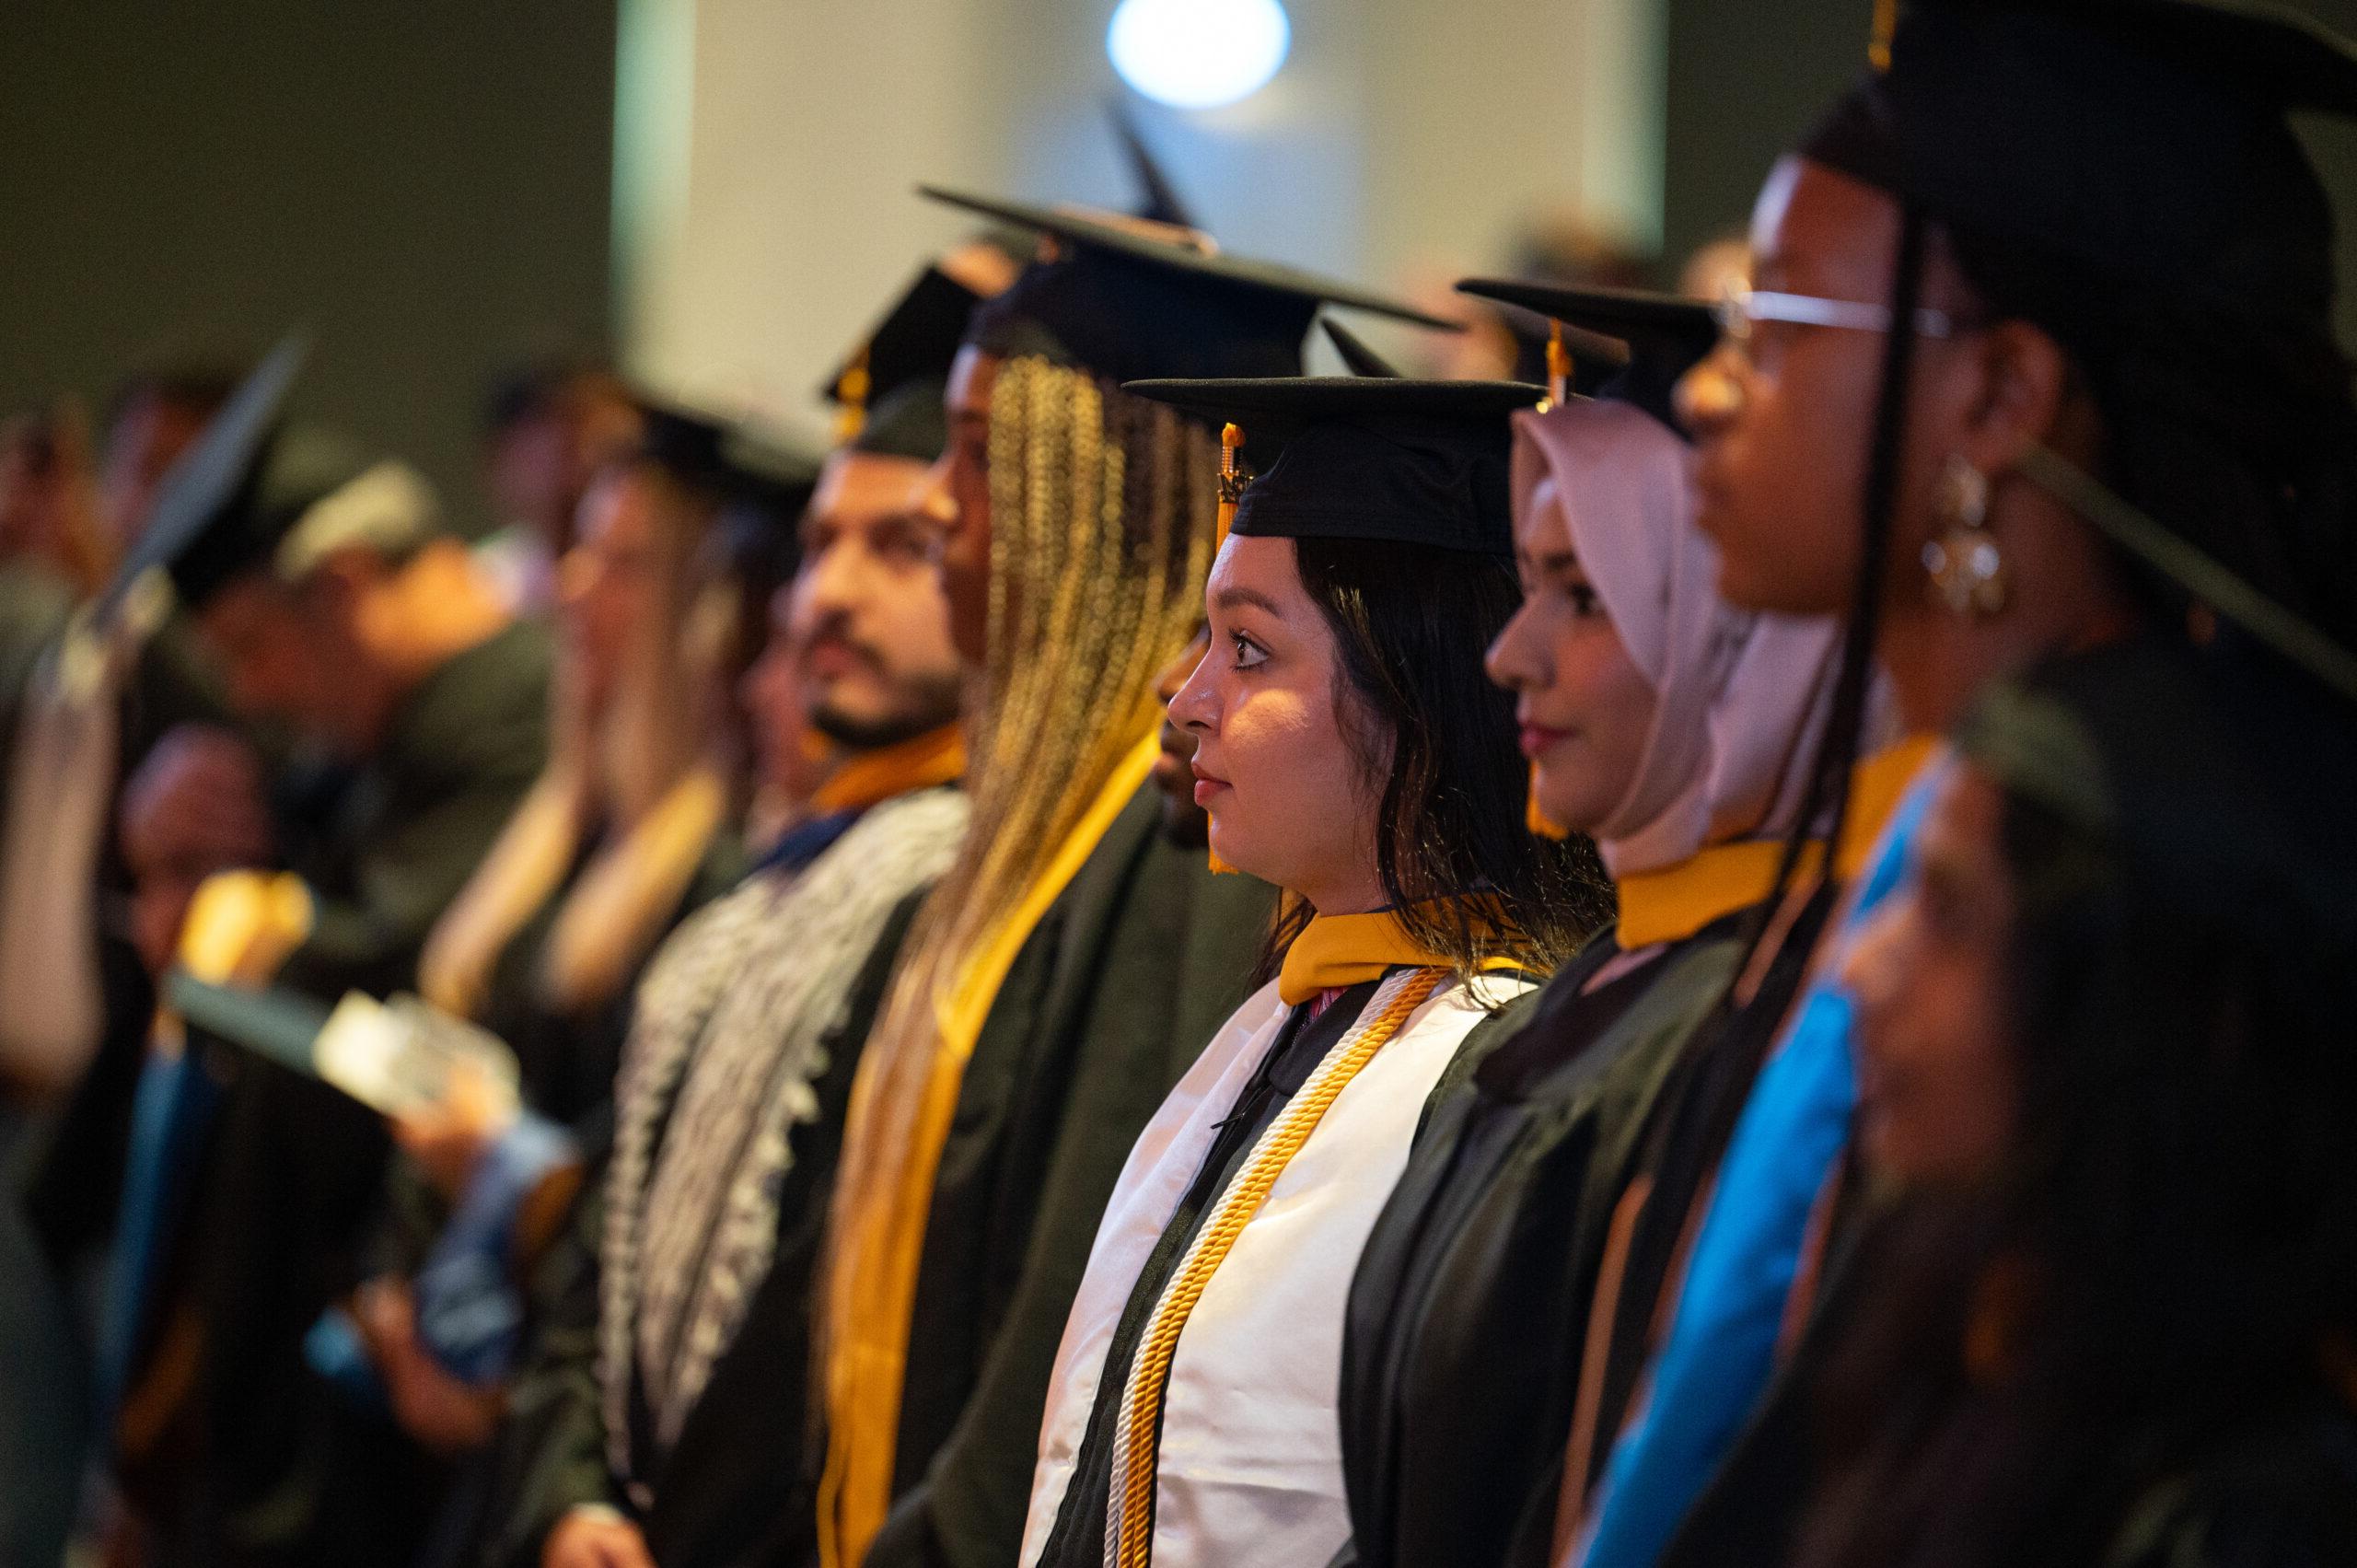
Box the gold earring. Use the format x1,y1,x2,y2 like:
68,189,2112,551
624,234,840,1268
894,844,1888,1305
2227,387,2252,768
1922,455,2007,617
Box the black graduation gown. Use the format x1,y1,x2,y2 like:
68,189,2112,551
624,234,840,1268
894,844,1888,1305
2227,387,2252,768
112,620,552,1568
1659,1233,2357,1568
2097,1404,2357,1568
1333,913,1753,1568
473,833,747,1143
457,880,934,1568
1548,884,1843,1551
862,784,1276,1568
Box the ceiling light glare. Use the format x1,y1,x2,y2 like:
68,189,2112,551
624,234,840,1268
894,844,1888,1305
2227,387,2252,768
1108,0,1291,110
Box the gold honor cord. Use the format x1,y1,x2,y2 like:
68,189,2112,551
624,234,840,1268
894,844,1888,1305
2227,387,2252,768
1106,967,1449,1568
1870,0,1898,72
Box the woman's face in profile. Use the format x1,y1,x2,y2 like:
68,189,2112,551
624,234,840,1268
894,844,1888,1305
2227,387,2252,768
1171,533,1387,914
1841,763,2022,1191
1485,470,1658,837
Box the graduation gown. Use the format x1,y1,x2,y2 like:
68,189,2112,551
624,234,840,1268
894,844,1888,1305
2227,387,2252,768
1332,913,1754,1568
863,784,1274,1568
1023,970,1538,1568
114,619,551,1568
1658,1230,2357,1568
448,779,967,1568
470,833,745,1140
462,882,933,1568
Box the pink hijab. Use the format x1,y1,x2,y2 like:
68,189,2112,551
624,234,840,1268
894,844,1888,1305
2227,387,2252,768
1509,399,1852,877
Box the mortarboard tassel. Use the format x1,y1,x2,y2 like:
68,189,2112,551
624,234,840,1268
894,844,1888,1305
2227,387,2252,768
1208,421,1249,875
1541,320,1573,413
1216,422,1247,549
832,346,871,445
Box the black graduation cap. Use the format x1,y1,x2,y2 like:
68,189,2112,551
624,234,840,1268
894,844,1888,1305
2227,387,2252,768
1456,278,1715,433
107,333,308,614
922,186,1457,386
1803,0,2357,323
818,264,987,461
168,427,389,610
633,392,732,486
721,426,824,527
1123,377,1545,556
633,391,821,524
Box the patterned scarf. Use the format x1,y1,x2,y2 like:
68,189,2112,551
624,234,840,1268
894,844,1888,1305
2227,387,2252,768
598,784,969,1471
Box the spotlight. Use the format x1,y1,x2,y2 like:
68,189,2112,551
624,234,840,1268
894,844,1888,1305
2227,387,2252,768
1107,0,1291,110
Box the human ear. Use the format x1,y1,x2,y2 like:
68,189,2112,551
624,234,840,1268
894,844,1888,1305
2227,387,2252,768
1956,319,2073,480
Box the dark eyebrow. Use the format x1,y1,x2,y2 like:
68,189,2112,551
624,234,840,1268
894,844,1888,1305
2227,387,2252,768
1521,545,1581,575
1212,585,1287,619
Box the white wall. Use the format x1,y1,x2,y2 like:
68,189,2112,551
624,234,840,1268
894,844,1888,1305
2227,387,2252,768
617,0,1665,442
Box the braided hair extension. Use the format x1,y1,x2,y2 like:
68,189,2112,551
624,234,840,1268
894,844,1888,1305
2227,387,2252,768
941,358,1214,988
811,354,1215,1473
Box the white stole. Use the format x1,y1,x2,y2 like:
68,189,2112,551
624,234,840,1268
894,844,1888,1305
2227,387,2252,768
1020,971,1529,1568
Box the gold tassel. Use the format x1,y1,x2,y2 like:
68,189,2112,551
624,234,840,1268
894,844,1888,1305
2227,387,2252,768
1216,422,1247,550
832,345,872,445
1541,320,1572,413
1870,0,1897,72
1207,422,1250,875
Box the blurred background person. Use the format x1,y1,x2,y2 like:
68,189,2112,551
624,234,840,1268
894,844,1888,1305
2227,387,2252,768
474,362,645,619
415,410,807,1140
346,410,824,1566
92,415,551,1568
461,272,980,1568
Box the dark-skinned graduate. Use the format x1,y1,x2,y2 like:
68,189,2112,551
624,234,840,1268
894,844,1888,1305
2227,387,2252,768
1572,4,2357,1567
1329,285,1887,1568
1016,371,1609,1568
816,192,1460,1568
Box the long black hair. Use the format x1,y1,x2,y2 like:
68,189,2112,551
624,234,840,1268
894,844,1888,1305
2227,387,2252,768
1794,653,2357,1568
1253,534,1611,993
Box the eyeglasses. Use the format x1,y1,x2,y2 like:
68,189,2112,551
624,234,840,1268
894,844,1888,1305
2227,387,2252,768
1714,282,1958,349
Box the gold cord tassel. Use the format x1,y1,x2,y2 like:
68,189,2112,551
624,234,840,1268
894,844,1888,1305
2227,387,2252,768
1542,320,1573,413
1870,0,1898,72
1216,422,1247,550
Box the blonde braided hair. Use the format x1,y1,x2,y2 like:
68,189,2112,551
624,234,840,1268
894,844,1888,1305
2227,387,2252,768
814,356,1217,1564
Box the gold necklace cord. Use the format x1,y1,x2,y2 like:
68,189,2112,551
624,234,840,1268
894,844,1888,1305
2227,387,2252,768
1105,967,1449,1568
